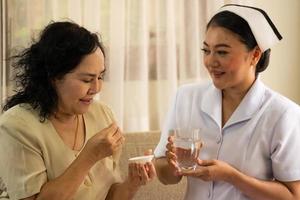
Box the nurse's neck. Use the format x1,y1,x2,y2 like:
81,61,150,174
222,78,256,105
222,88,248,105
221,80,255,127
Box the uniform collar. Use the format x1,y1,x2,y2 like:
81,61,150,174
201,79,266,129
201,83,222,128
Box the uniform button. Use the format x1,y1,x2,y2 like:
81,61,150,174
216,135,222,144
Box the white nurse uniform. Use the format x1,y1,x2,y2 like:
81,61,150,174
155,79,300,200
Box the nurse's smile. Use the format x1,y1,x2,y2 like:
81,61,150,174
210,70,226,79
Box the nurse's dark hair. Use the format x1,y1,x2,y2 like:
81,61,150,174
3,21,105,121
206,11,270,76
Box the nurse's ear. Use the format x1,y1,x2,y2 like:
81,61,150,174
251,46,262,66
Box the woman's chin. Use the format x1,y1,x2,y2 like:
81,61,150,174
76,105,90,114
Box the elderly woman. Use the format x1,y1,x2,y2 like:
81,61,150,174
0,21,155,200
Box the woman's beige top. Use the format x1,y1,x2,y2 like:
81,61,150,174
0,101,122,200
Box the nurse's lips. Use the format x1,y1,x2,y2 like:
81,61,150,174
211,70,225,78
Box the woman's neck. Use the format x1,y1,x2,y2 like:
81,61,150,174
51,111,77,124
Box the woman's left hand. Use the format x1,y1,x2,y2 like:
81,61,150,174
180,159,236,182
128,162,156,189
107,161,156,200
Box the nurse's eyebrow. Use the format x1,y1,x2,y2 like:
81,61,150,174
203,41,231,48
215,44,231,48
203,41,209,46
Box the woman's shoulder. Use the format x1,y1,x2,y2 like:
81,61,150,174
0,104,44,146
0,103,39,125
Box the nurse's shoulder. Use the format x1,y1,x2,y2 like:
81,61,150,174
264,86,300,119
176,81,212,101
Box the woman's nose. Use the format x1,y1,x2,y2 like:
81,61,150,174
88,80,101,94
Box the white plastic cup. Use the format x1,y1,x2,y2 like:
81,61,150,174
128,155,154,164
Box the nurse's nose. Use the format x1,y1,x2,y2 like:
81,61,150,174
205,53,219,68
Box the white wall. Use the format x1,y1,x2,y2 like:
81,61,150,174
252,0,300,104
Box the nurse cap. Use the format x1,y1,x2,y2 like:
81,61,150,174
216,4,282,52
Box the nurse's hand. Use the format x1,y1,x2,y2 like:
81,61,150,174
165,135,181,176
179,159,237,182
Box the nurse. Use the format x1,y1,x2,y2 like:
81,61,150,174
154,4,300,200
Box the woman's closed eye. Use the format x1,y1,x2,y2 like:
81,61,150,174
82,79,93,83
80,71,105,83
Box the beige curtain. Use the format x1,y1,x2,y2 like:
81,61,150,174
2,0,253,132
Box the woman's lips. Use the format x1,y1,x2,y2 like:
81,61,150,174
80,98,93,105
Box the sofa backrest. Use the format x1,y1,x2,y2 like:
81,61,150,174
0,177,8,199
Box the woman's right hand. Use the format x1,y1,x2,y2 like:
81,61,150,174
165,135,181,176
84,123,124,163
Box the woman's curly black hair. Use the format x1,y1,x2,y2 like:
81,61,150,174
3,21,105,121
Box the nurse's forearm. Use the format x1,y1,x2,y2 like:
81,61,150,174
34,150,96,200
228,169,300,200
154,157,182,185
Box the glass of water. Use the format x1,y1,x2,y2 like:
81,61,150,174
173,128,203,171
